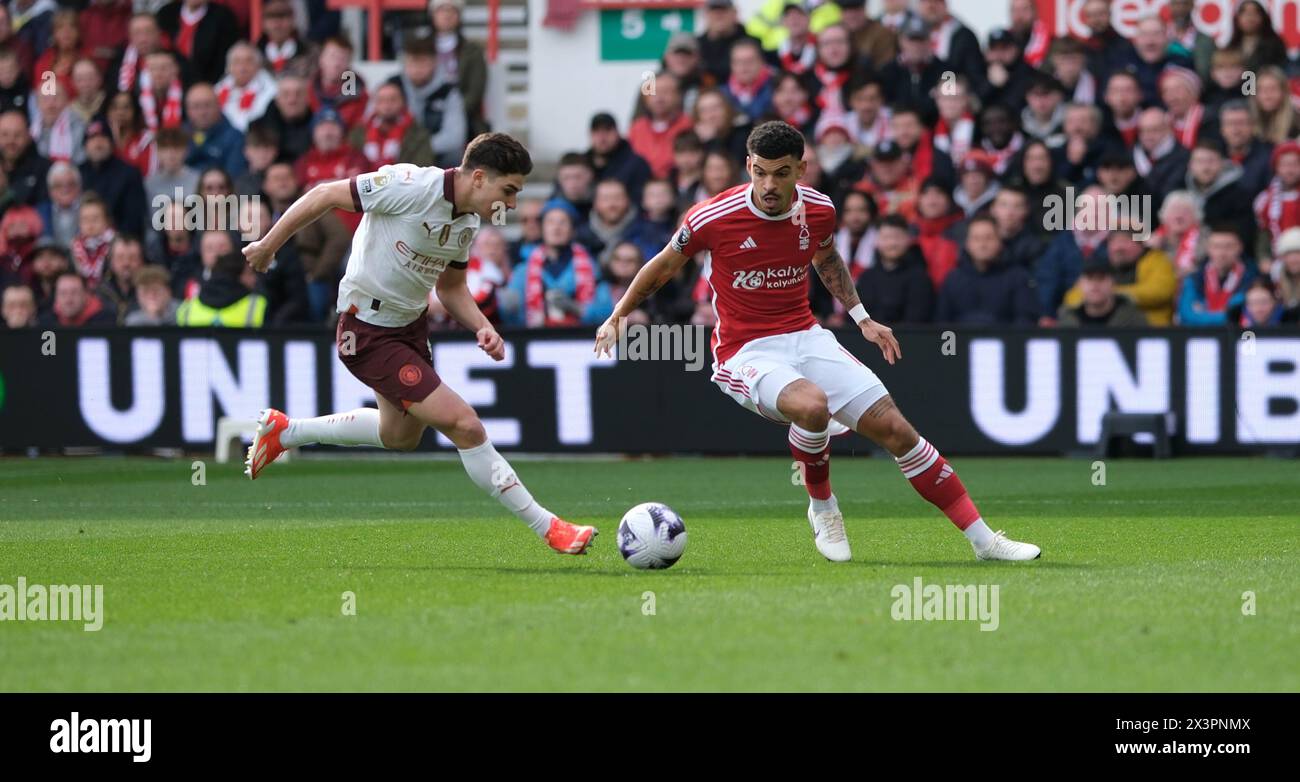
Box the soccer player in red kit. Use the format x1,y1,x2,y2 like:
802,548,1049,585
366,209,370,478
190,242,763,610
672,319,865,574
595,121,1040,562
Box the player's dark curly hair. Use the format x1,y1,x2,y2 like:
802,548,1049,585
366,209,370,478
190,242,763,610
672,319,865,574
746,121,805,161
462,132,534,177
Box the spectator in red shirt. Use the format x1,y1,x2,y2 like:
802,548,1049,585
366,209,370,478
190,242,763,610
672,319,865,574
31,10,85,97
106,91,155,177
310,36,368,131
629,72,693,181
40,270,117,327
295,107,368,230
140,51,186,131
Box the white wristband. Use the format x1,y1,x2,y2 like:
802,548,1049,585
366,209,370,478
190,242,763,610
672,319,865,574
848,304,870,324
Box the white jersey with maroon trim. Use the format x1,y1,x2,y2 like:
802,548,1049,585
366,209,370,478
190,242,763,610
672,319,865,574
671,183,837,365
338,163,479,327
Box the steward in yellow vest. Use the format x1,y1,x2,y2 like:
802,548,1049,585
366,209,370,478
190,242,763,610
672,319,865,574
746,0,841,52
176,253,268,327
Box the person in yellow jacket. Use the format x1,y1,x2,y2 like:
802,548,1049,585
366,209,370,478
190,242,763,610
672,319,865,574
176,252,268,327
746,0,841,52
1061,231,1177,325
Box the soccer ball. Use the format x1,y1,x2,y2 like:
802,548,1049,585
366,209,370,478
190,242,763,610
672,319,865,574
617,502,687,570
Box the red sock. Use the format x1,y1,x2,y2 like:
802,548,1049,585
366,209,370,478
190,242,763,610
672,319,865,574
789,425,832,501
896,437,980,530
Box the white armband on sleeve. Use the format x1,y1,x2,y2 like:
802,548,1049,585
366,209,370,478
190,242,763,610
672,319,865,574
848,303,870,324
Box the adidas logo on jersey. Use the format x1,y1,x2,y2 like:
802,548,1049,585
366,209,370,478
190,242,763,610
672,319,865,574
739,236,757,250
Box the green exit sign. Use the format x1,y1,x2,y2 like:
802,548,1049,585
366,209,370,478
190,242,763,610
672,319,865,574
599,9,695,62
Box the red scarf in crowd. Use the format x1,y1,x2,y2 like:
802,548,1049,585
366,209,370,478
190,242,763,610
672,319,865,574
778,36,817,75
812,62,849,115
928,16,960,60
1023,19,1050,66
1254,178,1300,240
362,111,414,166
1203,260,1246,312
727,66,772,106
176,4,207,58
1171,103,1204,149
140,79,184,130
981,134,1023,176
117,45,140,92
1155,225,1200,274
524,244,596,327
119,129,156,177
264,39,297,74
1114,112,1140,147
217,81,259,113
933,114,973,168
73,228,116,289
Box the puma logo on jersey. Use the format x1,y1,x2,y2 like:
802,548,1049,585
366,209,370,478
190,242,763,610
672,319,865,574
739,236,757,250
935,464,954,485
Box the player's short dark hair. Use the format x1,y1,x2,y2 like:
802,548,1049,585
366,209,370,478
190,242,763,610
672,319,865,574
462,132,533,177
746,121,805,161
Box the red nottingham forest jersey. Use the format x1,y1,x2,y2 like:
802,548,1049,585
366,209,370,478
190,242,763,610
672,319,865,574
672,183,837,364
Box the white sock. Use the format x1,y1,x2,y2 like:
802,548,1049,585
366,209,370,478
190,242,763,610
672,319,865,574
281,408,383,448
964,519,996,549
810,494,838,515
457,440,553,536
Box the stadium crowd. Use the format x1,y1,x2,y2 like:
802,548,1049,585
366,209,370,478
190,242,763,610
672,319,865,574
1,0,1299,333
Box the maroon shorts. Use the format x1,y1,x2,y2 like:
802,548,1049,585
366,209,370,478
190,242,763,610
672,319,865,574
336,309,442,411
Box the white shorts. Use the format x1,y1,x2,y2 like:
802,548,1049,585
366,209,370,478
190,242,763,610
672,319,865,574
712,326,889,430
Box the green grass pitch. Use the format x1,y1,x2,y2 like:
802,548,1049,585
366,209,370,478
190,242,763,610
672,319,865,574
0,455,1296,692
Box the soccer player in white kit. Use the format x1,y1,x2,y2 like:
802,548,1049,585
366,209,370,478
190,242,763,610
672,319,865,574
595,122,1040,562
242,133,597,555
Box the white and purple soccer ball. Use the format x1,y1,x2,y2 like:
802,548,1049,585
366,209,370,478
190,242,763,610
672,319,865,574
617,502,687,570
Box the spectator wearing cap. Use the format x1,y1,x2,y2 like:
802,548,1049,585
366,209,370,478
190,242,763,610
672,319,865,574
184,82,247,177
1057,254,1150,327
250,74,315,161
296,107,369,229
767,71,818,138
37,161,81,247
1149,190,1204,277
429,0,490,138
912,178,961,287
104,92,154,178
629,73,693,182
125,264,178,326
656,32,709,118
216,43,280,134
577,179,638,265
504,199,613,328
692,88,749,162
256,0,317,77
1064,226,1177,325
1217,100,1271,199
1253,140,1300,263
310,36,369,131
176,249,267,327
977,28,1032,116
79,119,146,238
697,0,762,84
954,149,999,216
853,138,919,220
812,120,863,205
97,233,144,324
29,238,70,315
1134,108,1189,210
1185,137,1255,250
1103,70,1144,149
349,82,435,169
157,0,240,85
69,195,116,290
69,58,105,125
936,215,1038,324
1,283,37,329
1021,71,1067,150
32,83,85,165
853,213,934,324
387,29,466,167
146,127,201,209
1160,66,1208,150
917,0,985,94
1179,222,1257,326
40,270,116,327
879,17,945,124
747,0,840,54
721,39,776,124
836,0,896,70
1272,227,1300,318
1079,0,1138,87
588,114,651,206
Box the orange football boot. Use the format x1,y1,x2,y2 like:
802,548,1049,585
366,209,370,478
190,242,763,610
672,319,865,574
544,517,598,554
245,408,290,480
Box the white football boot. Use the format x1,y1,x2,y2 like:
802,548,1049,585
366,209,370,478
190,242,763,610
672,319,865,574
807,502,852,562
974,530,1042,561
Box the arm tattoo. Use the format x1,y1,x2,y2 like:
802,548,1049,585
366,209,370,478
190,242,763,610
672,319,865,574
812,246,862,312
